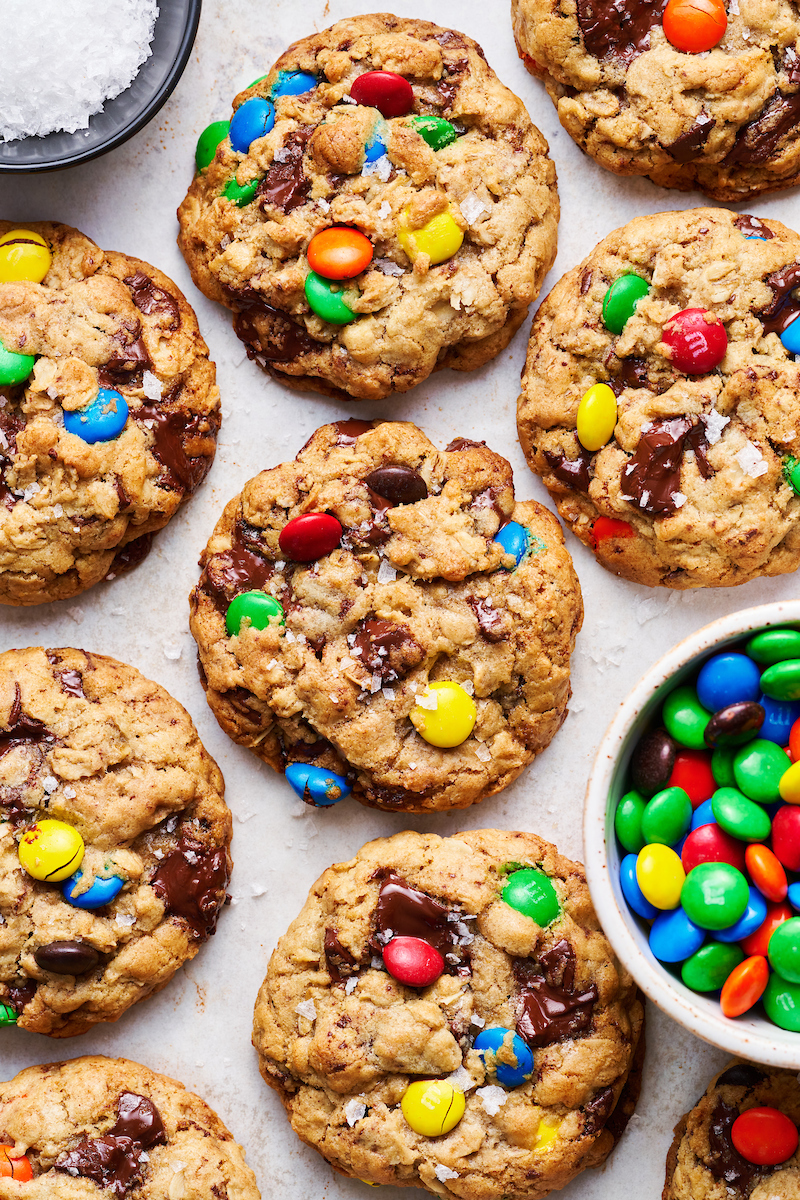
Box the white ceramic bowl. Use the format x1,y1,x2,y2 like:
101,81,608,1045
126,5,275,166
584,599,800,1068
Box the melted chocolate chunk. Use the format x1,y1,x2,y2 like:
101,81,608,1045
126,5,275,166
686,421,714,480
233,298,316,364
334,419,375,445
707,1100,771,1192
0,683,55,761
725,92,800,165
5,979,36,1012
584,1086,616,1134
514,942,598,1049
575,0,668,63
468,596,505,642
34,941,100,975
445,437,486,451
124,271,180,331
363,465,428,504
0,406,23,510
631,726,676,796
324,928,358,982
112,1093,165,1146
150,835,228,939
665,113,713,162
580,268,593,295
55,1092,165,1197
106,533,154,579
543,448,592,492
46,652,86,698
784,47,800,85
351,619,424,683
201,520,277,612
257,128,311,212
99,330,151,390
621,416,693,517
134,400,218,494
717,1064,765,1089
372,872,461,958
735,214,774,240
758,262,800,335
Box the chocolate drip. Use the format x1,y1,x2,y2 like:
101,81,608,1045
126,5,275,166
201,520,277,612
621,416,694,517
0,684,55,760
124,271,180,331
55,1092,165,1197
725,92,800,165
584,1086,616,1134
334,419,375,445
150,835,229,939
665,113,713,163
257,128,311,212
324,928,358,982
106,533,154,578
234,298,316,364
575,0,668,63
717,1064,765,1088
514,945,597,1048
363,465,428,504
758,262,800,335
372,872,461,958
707,1100,771,1193
134,399,218,494
734,214,774,240
468,596,505,642
351,619,424,682
544,448,592,492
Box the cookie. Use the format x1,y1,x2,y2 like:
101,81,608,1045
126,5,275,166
0,1055,260,1197
177,13,558,401
517,206,800,589
663,1060,800,1199
0,647,231,1037
512,0,800,201
190,419,582,813
252,828,645,1198
0,221,220,606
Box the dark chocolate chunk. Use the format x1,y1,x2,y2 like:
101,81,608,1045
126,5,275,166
0,406,23,510
707,1099,771,1192
543,447,592,492
123,271,180,331
106,533,154,579
55,1091,165,1197
610,357,657,396
324,928,358,982
99,329,151,390
363,465,428,504
0,683,56,762
575,0,668,63
734,214,774,240
758,262,800,336
334,419,375,445
784,47,800,85
57,669,85,698
257,128,311,213
233,298,316,364
514,943,598,1048
445,437,486,451
704,701,764,747
5,979,36,1012
725,92,800,166
111,1093,165,1147
351,619,424,683
584,1086,616,1134
717,1063,765,1089
665,113,713,163
621,416,693,517
372,872,462,960
201,520,277,612
631,726,677,796
150,835,229,939
34,941,100,975
580,268,593,294
468,596,506,642
686,421,714,480
134,399,218,495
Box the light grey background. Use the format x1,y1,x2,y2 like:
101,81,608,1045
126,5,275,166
1,1,799,1195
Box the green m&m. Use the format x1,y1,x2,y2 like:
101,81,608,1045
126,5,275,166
662,685,710,750
681,942,744,992
768,918,800,984
760,660,800,702
746,627,800,665
196,120,230,171
763,972,800,1032
681,862,749,931
409,115,458,151
0,1002,17,1025
615,790,647,853
732,739,789,803
501,868,560,926
640,786,692,847
782,455,800,497
225,590,285,636
711,746,736,787
305,271,358,324
223,176,260,207
602,274,650,334
0,339,34,386
711,787,772,842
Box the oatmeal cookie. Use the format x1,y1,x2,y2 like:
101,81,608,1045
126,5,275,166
0,221,220,606
190,420,582,814
177,13,558,400
0,647,231,1037
252,828,645,1198
664,1060,800,1199
0,1055,260,1197
517,206,800,588
512,0,800,200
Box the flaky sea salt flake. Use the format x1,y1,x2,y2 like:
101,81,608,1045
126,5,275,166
460,192,487,225
474,742,492,762
702,409,730,445
377,560,397,584
295,999,317,1021
344,1099,367,1126
142,371,162,400
434,1164,459,1182
735,440,768,477
477,1085,508,1115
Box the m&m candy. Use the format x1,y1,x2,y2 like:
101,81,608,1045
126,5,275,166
0,1147,33,1181
576,383,617,452
473,1027,533,1088
0,1003,17,1026
763,971,800,1031
410,682,476,747
223,176,260,207
383,936,444,987
0,339,34,386
680,862,749,931
305,272,358,324
18,819,85,882
782,317,800,355
62,870,124,910
681,942,743,992
64,388,128,444
495,521,530,567
0,228,51,283
589,516,635,549
661,308,727,374
640,786,692,846
196,120,230,171
720,955,769,1017
697,653,761,711
285,763,351,806
225,590,285,636
714,887,768,943
662,0,727,52
730,1107,799,1165
615,790,647,853
401,1080,465,1136
409,115,458,151
278,512,342,561
307,228,373,280
602,274,650,334
351,71,414,118
272,70,317,98
649,907,704,962
637,844,685,909
229,97,275,154
768,917,800,983
501,868,560,925
398,208,463,265
745,844,787,902
669,749,716,805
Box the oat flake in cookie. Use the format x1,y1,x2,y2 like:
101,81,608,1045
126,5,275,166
252,829,644,1198
0,648,231,1037
512,0,800,200
190,420,582,814
0,1056,261,1197
0,221,220,606
663,1061,800,1199
518,207,800,589
177,13,558,401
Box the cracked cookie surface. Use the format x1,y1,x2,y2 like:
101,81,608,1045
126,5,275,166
190,419,582,813
518,207,800,589
177,12,558,401
663,1060,800,1199
512,0,800,200
0,221,220,606
252,828,644,1199
0,647,231,1037
0,1055,260,1198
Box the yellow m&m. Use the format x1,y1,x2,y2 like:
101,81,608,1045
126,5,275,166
636,843,685,909
410,682,476,748
401,1080,465,1137
18,819,85,882
532,1116,561,1153
0,229,51,284
576,383,617,452
398,208,463,266
780,761,800,804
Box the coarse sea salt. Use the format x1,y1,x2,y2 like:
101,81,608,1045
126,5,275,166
1,0,159,143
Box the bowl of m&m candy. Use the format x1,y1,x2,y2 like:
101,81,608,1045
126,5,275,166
584,601,800,1067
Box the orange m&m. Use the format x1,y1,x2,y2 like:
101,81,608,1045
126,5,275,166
720,954,769,1018
588,516,635,550
0,1147,33,1180
745,844,788,903
307,227,373,280
740,901,793,958
663,0,727,53
731,1107,799,1165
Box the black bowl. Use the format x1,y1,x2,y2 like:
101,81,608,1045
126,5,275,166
0,0,201,172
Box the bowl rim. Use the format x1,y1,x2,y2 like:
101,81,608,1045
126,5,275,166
0,0,202,173
583,599,800,1069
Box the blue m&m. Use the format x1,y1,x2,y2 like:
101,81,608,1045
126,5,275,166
473,1027,533,1088
272,71,317,99
286,763,351,806
495,522,530,567
620,853,658,919
697,653,761,712
364,118,388,164
229,97,275,153
64,388,128,444
649,907,704,963
63,870,124,910
782,318,800,356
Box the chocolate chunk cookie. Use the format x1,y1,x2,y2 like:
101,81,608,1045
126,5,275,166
0,1055,260,1197
252,829,644,1197
664,1061,800,1199
177,13,558,400
0,221,220,606
518,207,800,589
190,420,582,813
0,647,231,1037
512,0,800,200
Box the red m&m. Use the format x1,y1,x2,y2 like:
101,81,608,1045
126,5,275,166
307,227,373,280
669,749,716,807
588,516,635,549
663,0,727,53
350,71,414,117
278,513,342,561
383,936,444,987
662,308,727,373
731,1106,799,1166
